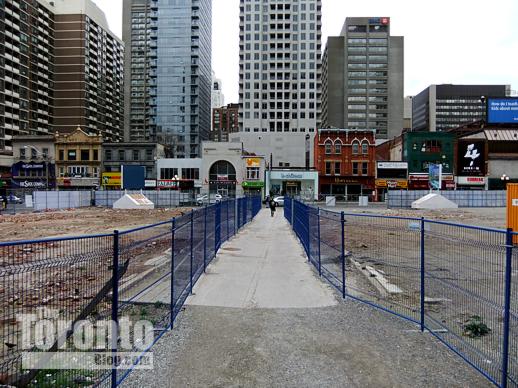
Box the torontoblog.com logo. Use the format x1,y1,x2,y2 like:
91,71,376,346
17,308,154,370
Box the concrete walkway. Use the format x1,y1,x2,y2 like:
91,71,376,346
122,209,490,388
187,209,337,309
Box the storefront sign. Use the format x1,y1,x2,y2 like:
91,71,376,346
457,176,486,186
245,158,261,167
102,172,121,187
280,172,304,180
21,163,44,169
11,180,48,189
270,171,317,181
242,181,264,188
334,177,360,184
375,179,408,189
158,180,179,189
145,179,157,188
457,140,486,176
377,162,408,169
217,174,229,181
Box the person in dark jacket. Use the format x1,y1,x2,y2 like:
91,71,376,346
269,198,276,217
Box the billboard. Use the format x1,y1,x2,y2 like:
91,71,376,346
121,165,145,190
457,140,486,176
428,164,442,190
101,172,121,187
487,98,518,124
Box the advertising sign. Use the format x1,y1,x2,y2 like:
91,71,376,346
102,172,121,187
144,179,157,188
457,177,486,186
428,164,442,190
245,158,261,167
377,162,408,170
457,140,486,176
121,165,145,190
375,179,408,189
487,98,518,124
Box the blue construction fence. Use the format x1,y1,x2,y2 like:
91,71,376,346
387,190,507,208
285,196,517,388
0,196,262,387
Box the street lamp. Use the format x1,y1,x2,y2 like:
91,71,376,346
24,145,51,191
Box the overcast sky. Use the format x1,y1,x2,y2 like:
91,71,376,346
93,0,517,103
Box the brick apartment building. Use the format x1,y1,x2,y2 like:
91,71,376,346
211,103,239,142
314,128,376,200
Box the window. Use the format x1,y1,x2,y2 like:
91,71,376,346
421,140,442,153
20,148,26,159
335,142,342,154
67,166,88,177
118,150,125,161
68,150,77,161
362,142,369,154
59,150,64,161
325,161,332,175
352,162,359,175
160,168,178,180
362,162,368,175
133,150,140,161
105,150,112,161
146,149,153,160
181,168,199,180
246,167,260,180
42,148,49,158
352,142,359,154
31,149,37,159
325,140,332,154
93,150,98,161
81,149,90,161
334,162,341,175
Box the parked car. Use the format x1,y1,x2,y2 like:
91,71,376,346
273,196,284,207
196,193,222,206
7,194,23,204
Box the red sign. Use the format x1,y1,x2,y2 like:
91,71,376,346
381,17,389,25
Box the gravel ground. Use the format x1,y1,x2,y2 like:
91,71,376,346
121,292,491,388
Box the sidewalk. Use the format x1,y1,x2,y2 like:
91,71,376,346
122,209,489,388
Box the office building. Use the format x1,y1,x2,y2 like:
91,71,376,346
238,0,322,136
211,71,225,109
412,84,510,132
123,0,212,158
0,0,124,151
211,103,239,142
321,17,404,140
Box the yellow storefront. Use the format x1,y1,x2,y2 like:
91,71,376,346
101,172,121,190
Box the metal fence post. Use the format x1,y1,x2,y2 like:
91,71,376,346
291,196,294,226
111,230,120,388
226,199,230,241
203,204,207,272
170,218,175,327
317,208,322,276
190,210,194,294
307,205,310,261
420,217,426,332
501,228,513,388
341,211,346,298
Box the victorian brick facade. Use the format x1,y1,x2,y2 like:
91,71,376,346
314,129,376,199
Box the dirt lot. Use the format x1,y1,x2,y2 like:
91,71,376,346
321,204,508,229
0,207,193,242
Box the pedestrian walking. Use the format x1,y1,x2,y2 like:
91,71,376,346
269,198,276,217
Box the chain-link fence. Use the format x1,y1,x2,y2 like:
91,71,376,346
0,196,262,387
285,197,517,388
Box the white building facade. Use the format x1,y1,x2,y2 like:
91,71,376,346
238,0,322,135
